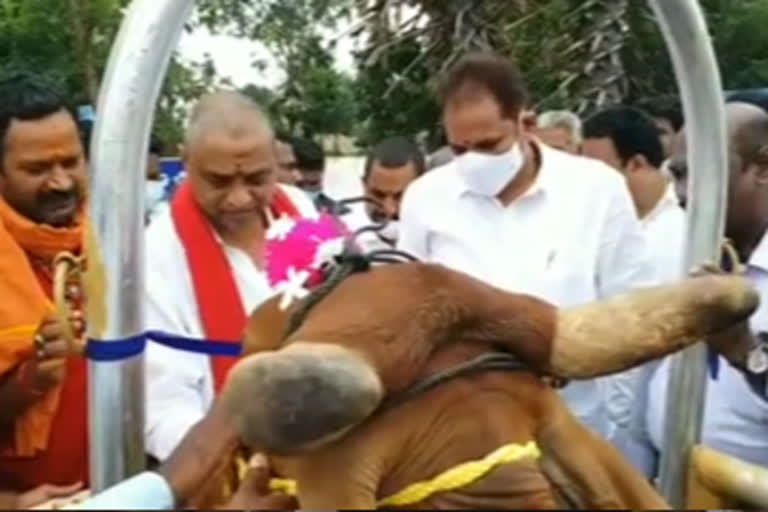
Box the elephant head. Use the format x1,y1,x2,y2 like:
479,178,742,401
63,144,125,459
221,262,758,455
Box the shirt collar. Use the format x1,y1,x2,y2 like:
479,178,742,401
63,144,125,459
453,139,557,201
642,182,679,226
748,229,768,272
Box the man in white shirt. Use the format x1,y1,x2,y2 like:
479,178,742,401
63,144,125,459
582,106,686,473
397,52,654,440
582,106,686,282
536,110,582,154
350,137,425,251
144,91,317,460
648,102,768,469
635,96,684,161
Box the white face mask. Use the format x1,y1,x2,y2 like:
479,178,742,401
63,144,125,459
454,142,525,196
378,220,399,243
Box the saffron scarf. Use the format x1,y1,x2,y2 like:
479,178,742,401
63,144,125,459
0,199,84,456
171,183,300,392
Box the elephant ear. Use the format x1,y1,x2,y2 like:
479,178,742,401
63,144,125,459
548,274,759,379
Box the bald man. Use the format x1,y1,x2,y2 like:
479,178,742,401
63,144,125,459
646,102,768,470
143,91,317,460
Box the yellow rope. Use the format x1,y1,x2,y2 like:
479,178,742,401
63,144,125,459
720,238,744,274
268,441,541,507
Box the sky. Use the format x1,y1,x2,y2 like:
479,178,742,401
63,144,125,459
176,27,359,90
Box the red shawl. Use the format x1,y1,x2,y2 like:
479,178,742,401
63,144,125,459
171,182,300,392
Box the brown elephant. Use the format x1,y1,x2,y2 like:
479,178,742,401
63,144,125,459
220,262,758,510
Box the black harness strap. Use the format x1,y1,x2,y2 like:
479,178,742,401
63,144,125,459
379,352,529,412
281,206,536,406
282,210,418,340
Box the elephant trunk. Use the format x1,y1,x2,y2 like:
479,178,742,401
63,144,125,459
548,274,759,379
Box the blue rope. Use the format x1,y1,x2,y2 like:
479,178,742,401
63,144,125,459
85,331,242,362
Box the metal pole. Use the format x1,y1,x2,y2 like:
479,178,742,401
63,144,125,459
87,0,194,492
650,0,729,507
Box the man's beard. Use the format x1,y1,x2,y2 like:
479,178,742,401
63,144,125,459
37,187,83,226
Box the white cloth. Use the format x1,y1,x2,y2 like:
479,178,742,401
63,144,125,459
647,229,768,468
143,184,317,460
641,183,686,283
398,144,655,437
617,183,686,475
75,472,174,510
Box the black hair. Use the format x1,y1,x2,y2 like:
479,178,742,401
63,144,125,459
0,70,75,166
364,136,426,180
635,96,684,132
583,106,665,169
439,52,530,119
292,136,325,173
727,89,768,115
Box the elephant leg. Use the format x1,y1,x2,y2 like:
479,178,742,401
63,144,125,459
537,402,669,510
274,441,382,510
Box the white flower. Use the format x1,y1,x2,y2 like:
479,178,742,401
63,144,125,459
311,237,346,269
266,214,297,241
274,267,311,310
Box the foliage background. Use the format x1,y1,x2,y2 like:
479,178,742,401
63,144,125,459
1,0,767,153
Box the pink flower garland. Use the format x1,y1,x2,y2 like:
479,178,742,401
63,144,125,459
265,213,350,292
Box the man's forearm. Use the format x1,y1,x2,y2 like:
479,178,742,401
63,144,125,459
157,400,240,507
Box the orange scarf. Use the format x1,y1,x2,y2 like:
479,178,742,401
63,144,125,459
0,199,83,456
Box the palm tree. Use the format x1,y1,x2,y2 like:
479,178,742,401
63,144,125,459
352,0,632,115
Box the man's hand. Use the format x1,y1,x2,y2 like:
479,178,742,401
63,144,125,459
224,454,297,510
15,482,83,509
0,314,77,427
157,400,240,507
689,262,755,369
28,313,76,391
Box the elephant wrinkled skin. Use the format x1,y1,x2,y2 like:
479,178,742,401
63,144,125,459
221,262,758,510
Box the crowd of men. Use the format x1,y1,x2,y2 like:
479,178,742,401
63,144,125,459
0,50,766,509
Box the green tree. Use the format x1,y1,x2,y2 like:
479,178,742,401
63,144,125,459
353,38,438,147
0,0,228,152
0,0,128,103
197,0,359,139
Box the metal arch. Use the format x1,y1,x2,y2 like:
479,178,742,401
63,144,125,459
649,0,728,507
89,0,728,502
87,0,194,492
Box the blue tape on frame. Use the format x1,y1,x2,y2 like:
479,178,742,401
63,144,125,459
86,334,146,362
86,331,243,362
146,330,242,357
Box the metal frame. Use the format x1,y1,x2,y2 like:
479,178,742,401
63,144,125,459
87,0,194,492
88,0,728,502
649,1,728,507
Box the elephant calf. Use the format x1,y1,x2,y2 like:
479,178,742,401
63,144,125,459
221,262,758,510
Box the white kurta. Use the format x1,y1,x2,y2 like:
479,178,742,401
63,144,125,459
647,231,768,468
397,143,655,438
143,184,317,460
